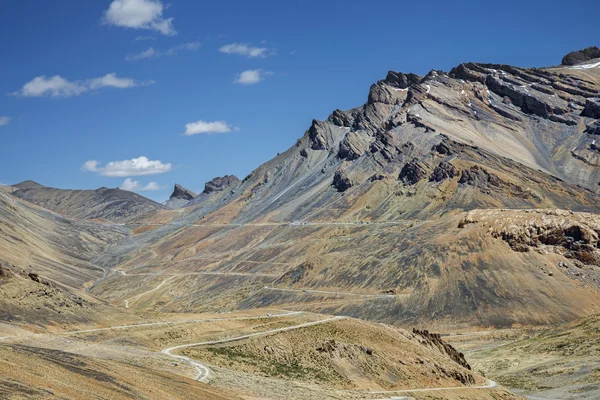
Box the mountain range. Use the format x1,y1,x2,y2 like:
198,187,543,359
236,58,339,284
2,47,600,399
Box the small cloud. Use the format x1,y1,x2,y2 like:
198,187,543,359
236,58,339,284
82,160,99,172
125,47,157,61
234,69,272,85
14,75,87,97
184,120,237,135
88,73,137,89
219,43,270,58
125,42,200,61
119,178,163,192
12,73,152,98
134,35,155,41
103,0,176,36
0,116,11,127
166,41,201,54
82,156,172,177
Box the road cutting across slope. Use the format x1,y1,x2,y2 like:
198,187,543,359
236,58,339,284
60,311,304,335
263,286,399,298
124,275,177,308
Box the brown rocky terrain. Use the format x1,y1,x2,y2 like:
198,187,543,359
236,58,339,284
0,189,129,288
466,313,600,399
183,318,484,391
0,343,240,400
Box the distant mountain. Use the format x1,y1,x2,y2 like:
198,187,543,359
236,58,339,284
163,184,197,209
10,181,166,223
0,190,128,288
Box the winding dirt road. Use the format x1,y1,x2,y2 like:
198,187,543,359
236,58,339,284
161,315,345,383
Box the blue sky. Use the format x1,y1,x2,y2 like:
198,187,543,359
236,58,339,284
0,0,597,201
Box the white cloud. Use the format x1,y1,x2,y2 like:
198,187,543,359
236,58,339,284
234,69,272,85
119,178,163,191
219,43,269,58
166,41,201,55
82,156,172,177
103,0,176,36
0,116,11,127
12,73,152,98
125,47,157,61
16,75,88,97
125,42,200,61
184,120,237,135
82,160,99,172
88,73,137,89
134,35,155,41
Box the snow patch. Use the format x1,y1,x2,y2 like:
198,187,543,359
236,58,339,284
569,61,600,70
425,84,431,93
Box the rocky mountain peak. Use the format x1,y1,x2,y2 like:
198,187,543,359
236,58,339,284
383,71,423,89
203,175,241,194
170,184,196,201
13,180,44,189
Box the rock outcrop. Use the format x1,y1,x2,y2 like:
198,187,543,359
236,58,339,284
587,120,600,135
412,329,472,371
583,98,600,119
203,175,241,194
430,161,459,182
171,184,196,201
338,130,370,160
399,161,428,185
163,184,197,209
561,46,600,66
332,170,352,192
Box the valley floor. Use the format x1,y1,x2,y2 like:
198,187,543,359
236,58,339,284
0,307,522,400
